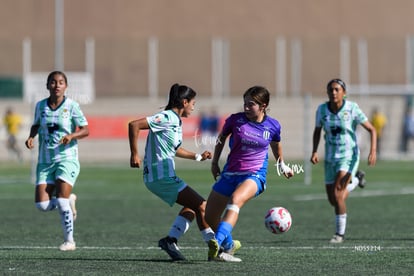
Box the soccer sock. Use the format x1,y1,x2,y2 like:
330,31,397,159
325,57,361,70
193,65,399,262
35,198,57,211
56,198,74,242
201,227,215,243
336,214,347,236
347,176,359,192
221,235,234,251
168,215,190,241
215,221,233,247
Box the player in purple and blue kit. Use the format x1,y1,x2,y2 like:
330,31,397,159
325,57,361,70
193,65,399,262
205,86,294,262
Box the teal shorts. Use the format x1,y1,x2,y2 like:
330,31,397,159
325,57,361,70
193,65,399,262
36,160,80,186
324,156,359,185
144,176,187,207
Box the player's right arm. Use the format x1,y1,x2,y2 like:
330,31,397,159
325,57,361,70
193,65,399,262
25,125,39,149
310,126,322,164
211,132,228,180
270,141,293,178
128,118,149,168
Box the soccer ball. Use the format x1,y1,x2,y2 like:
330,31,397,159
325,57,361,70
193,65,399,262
264,207,292,234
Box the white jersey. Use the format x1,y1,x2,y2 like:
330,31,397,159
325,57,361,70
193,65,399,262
143,110,182,182
33,97,88,163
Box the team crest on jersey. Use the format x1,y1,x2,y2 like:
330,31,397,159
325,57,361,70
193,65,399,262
154,114,164,124
263,130,270,140
342,111,350,121
61,108,70,119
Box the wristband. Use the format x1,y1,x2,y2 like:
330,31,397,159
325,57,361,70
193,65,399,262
195,153,202,161
277,160,291,174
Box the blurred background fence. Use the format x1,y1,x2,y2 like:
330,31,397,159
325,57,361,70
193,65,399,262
2,35,414,98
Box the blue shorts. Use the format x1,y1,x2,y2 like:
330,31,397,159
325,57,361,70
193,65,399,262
36,160,80,186
324,156,360,185
212,172,266,197
144,176,187,207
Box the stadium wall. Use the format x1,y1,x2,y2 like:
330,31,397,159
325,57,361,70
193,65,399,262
0,0,414,98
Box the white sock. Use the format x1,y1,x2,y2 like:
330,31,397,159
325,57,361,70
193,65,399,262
347,176,359,192
56,198,74,242
336,214,347,236
201,227,215,243
36,198,57,211
168,215,191,240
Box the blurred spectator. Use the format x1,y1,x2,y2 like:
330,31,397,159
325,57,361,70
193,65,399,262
198,108,220,151
370,107,387,157
3,107,23,161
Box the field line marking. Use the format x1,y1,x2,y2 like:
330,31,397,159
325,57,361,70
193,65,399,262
293,187,414,201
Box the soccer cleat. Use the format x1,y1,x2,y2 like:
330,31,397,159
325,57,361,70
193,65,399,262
207,238,220,261
69,193,77,221
356,170,366,188
59,241,76,251
330,234,344,244
223,240,241,255
210,252,242,262
158,237,186,261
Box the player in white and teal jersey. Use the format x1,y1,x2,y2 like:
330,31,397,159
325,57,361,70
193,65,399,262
33,97,87,164
129,83,219,261
143,109,183,183
311,79,377,244
25,71,89,251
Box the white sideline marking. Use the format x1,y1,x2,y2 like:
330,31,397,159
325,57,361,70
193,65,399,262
0,245,412,250
293,187,414,201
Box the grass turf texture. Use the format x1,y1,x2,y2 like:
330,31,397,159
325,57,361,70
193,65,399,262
0,160,413,275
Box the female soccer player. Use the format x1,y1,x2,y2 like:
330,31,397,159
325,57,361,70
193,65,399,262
25,71,89,251
205,86,293,262
310,78,377,243
128,83,215,261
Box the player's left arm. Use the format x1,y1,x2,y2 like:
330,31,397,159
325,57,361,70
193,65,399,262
176,147,212,161
61,105,90,145
60,125,89,145
360,120,377,166
270,141,293,178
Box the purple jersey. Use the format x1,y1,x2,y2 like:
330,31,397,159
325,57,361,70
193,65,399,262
222,112,281,173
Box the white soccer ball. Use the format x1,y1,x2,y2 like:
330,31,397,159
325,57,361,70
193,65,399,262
264,207,292,234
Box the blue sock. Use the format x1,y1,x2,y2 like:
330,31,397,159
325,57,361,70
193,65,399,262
222,234,234,251
215,221,233,247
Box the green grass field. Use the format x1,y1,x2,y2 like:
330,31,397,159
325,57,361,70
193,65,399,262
1,160,413,275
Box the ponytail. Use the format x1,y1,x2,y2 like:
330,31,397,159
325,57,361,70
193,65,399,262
165,83,196,110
